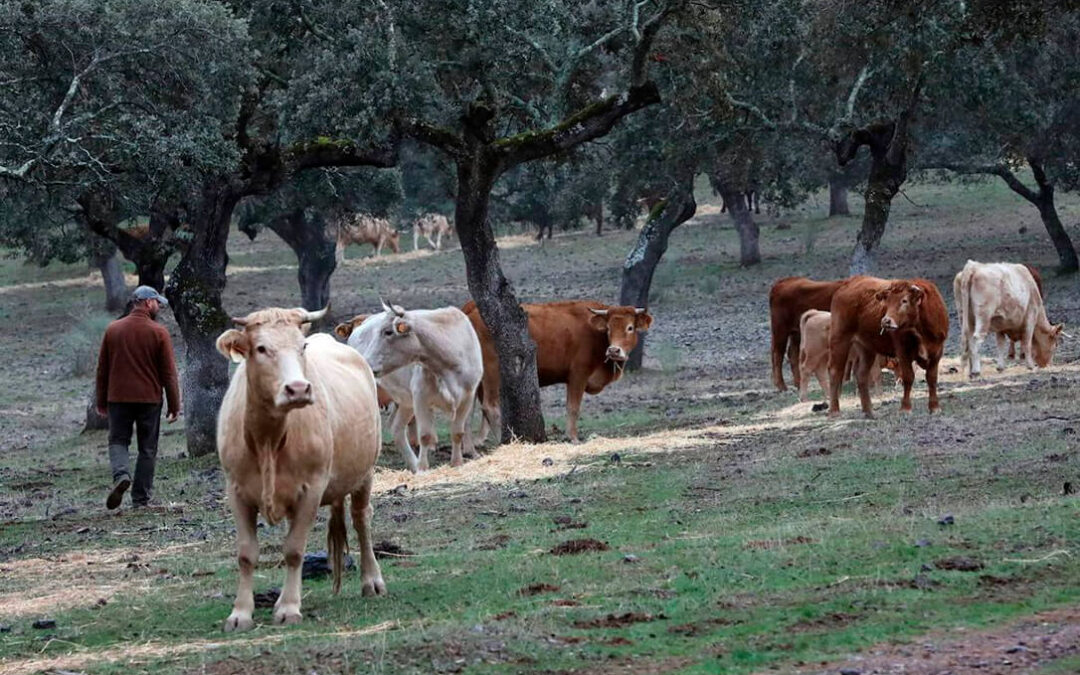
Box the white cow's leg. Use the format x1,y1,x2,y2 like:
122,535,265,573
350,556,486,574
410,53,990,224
994,333,1009,372
413,398,437,471
274,489,319,625
450,395,475,466
434,231,442,250
390,405,420,473
413,229,420,252
224,488,258,632
351,474,387,597
1023,322,1037,370
969,321,988,377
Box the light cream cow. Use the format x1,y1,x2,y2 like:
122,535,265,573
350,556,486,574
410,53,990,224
336,214,400,260
347,303,483,471
413,213,453,251
797,309,890,402
216,307,385,632
954,260,1064,378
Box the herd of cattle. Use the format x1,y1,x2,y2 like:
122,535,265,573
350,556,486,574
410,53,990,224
335,212,454,260
209,259,1063,630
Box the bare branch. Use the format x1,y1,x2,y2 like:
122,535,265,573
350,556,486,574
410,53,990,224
506,28,558,73
844,64,873,120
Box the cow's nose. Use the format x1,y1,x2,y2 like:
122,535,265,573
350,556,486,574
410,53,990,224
606,346,626,360
283,380,312,401
880,317,897,332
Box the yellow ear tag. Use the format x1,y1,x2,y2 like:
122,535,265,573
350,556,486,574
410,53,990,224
395,321,410,335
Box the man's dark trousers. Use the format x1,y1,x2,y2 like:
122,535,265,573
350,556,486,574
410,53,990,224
108,402,162,506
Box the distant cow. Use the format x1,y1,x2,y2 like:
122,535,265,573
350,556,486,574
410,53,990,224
769,277,846,391
954,261,1063,378
413,213,453,251
827,277,949,417
345,304,483,471
215,307,385,632
336,214,400,260
797,309,889,402
464,300,652,443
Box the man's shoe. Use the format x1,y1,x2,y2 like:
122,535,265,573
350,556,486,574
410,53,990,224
106,477,131,510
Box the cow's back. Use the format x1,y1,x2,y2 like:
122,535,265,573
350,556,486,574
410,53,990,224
770,277,845,332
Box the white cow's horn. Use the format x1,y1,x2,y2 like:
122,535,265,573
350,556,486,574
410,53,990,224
634,307,647,315
231,316,249,327
588,308,609,316
297,307,328,323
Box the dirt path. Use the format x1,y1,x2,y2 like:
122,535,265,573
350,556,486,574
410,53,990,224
782,607,1080,675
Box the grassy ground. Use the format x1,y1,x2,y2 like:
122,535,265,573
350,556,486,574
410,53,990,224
2,177,1080,674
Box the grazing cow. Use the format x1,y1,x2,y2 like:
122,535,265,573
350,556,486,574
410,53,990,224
954,261,1063,378
346,304,483,471
336,214,400,260
827,277,949,417
215,307,385,632
464,300,652,443
413,213,453,251
1007,264,1045,360
797,309,888,402
769,277,846,391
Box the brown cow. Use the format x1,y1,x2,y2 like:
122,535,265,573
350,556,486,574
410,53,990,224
797,309,888,402
216,308,385,632
464,300,652,442
769,277,846,391
827,277,949,418
336,214,400,260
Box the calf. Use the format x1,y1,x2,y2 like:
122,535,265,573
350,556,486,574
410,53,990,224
336,214,400,260
797,309,886,402
827,277,949,417
216,307,384,632
347,303,483,471
769,277,846,391
413,213,453,251
464,300,651,443
954,261,1063,378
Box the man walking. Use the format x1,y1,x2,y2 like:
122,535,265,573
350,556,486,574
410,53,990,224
95,286,181,509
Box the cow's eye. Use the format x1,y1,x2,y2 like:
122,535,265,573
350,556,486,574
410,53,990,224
627,325,634,332
301,343,308,353
383,329,394,337
256,345,268,355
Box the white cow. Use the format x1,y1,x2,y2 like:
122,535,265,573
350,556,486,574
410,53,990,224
413,213,453,251
346,303,483,471
954,260,1064,378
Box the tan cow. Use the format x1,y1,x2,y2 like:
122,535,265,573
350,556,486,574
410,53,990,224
336,214,400,260
797,309,889,402
413,213,453,251
215,307,385,632
954,261,1064,378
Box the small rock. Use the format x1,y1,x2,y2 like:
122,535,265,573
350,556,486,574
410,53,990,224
508,490,528,499
937,514,955,526
840,669,862,675
811,402,828,412
915,539,932,548
1018,225,1028,234
1005,645,1028,654
623,554,640,564
75,526,90,534
95,598,107,607
32,619,56,630
1065,482,1074,496
0,625,10,633
541,457,554,466
920,563,933,572
609,453,622,464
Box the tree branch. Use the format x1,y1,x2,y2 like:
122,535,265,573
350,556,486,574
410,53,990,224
926,161,1041,204
283,131,402,172
495,82,661,168
404,119,466,157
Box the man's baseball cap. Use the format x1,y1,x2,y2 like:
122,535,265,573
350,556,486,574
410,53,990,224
132,285,169,307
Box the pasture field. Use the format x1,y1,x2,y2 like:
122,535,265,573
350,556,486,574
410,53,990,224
2,179,1080,674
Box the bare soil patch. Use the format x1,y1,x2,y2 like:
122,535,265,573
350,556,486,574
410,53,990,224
745,535,817,550
518,583,560,597
572,612,662,629
935,555,985,571
550,538,610,555
784,607,1080,675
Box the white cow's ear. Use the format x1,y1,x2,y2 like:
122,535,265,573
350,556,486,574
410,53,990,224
216,329,248,363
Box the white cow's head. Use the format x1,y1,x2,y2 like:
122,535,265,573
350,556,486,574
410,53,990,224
216,307,326,411
350,302,422,378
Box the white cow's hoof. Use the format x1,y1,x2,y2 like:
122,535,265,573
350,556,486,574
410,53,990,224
362,576,387,597
224,612,254,633
273,608,302,625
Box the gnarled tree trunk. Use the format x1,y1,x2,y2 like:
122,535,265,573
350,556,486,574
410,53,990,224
456,150,546,443
254,208,338,313
619,175,697,370
828,173,850,217
722,190,760,266
1036,195,1078,273
90,240,128,313
166,181,238,458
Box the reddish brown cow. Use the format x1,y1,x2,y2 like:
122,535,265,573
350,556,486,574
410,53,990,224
827,277,949,418
463,300,652,442
769,277,846,391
